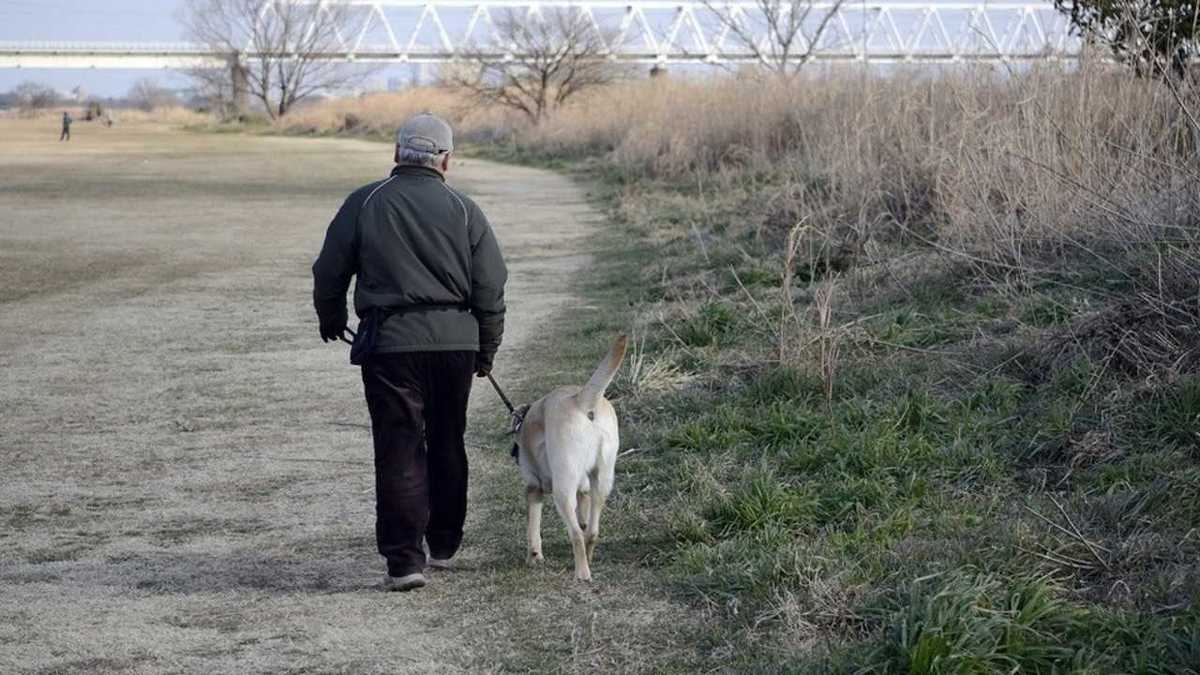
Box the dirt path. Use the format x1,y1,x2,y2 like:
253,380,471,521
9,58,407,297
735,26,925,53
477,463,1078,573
0,119,685,673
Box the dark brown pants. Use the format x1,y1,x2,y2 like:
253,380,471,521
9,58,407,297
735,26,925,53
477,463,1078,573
361,351,475,577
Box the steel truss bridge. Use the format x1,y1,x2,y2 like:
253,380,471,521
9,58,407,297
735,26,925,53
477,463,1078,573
0,1,1082,69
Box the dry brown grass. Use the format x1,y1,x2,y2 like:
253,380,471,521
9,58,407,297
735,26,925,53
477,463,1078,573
1,105,209,126
523,66,1197,245
279,66,1200,382
115,106,212,126
281,87,520,143
511,67,1200,380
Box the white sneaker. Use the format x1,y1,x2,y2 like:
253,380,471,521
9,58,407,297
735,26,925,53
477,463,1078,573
384,573,427,592
427,557,453,571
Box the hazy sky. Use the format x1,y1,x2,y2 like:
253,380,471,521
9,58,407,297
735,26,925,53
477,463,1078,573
0,0,189,95
0,0,446,96
1,0,1059,97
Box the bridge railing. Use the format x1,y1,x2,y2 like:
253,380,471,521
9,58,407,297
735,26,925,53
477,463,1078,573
0,41,209,54
0,2,1085,65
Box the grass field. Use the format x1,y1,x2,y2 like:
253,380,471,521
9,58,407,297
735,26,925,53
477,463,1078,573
0,117,711,673
6,59,1200,672
478,69,1200,670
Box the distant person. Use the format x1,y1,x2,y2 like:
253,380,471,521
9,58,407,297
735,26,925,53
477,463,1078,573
59,112,72,141
312,113,508,592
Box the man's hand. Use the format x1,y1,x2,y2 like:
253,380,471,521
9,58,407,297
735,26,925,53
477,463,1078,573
320,316,349,343
475,354,493,378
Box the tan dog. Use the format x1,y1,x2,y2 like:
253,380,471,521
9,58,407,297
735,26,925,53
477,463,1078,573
513,335,628,581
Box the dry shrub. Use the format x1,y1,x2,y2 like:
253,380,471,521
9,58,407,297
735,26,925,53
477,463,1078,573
281,87,518,142
520,66,1196,251
1037,294,1200,380
4,106,84,120
514,65,1200,378
524,76,811,174
5,106,208,126
113,106,210,126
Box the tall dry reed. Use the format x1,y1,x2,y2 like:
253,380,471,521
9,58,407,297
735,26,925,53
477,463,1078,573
294,69,1199,378
282,87,519,142
525,66,1196,247
518,65,1199,376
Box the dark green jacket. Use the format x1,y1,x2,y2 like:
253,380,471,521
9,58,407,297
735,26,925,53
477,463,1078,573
312,165,507,367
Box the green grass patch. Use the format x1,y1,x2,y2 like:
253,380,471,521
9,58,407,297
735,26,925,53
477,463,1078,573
471,146,1200,672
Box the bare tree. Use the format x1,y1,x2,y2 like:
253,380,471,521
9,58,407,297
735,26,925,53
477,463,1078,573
452,8,625,125
180,0,372,119
185,55,245,119
703,0,849,76
127,78,180,112
12,81,60,112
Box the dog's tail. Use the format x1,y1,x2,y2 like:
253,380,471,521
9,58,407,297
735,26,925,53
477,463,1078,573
576,334,628,412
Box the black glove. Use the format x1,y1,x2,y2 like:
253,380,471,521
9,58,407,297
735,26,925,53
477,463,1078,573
319,315,348,343
475,353,494,378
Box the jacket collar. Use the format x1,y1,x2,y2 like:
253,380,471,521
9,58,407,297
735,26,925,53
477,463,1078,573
391,164,445,182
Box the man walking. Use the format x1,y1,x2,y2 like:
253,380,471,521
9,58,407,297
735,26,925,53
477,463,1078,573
60,112,72,141
312,113,507,592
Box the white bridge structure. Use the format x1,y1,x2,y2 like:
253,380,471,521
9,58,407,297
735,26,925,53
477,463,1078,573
0,1,1082,69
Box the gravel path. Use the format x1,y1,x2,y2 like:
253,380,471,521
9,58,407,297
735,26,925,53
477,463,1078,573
0,119,621,674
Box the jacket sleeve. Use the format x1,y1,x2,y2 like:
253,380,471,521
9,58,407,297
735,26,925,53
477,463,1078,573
312,188,366,326
467,201,508,368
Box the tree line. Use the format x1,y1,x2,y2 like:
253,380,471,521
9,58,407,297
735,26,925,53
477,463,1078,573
2,78,187,114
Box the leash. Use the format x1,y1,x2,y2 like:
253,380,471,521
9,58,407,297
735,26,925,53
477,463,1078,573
485,373,516,415
487,373,528,435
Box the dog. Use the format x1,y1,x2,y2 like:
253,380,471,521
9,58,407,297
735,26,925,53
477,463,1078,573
512,335,628,581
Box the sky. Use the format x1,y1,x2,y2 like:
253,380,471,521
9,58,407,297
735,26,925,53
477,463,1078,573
0,0,193,95
0,0,474,96
0,0,1067,97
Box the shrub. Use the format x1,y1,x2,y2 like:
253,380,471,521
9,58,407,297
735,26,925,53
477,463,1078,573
862,573,1088,673
1147,377,1200,452
676,301,738,347
11,81,59,112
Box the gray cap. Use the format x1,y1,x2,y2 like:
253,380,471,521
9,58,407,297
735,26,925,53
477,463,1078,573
396,113,453,155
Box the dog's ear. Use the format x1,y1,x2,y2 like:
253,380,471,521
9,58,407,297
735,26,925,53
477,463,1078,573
510,443,519,463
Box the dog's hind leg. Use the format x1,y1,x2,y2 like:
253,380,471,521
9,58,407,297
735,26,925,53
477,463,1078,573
585,478,610,564
552,489,592,581
587,442,617,564
526,487,545,564
577,492,591,532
